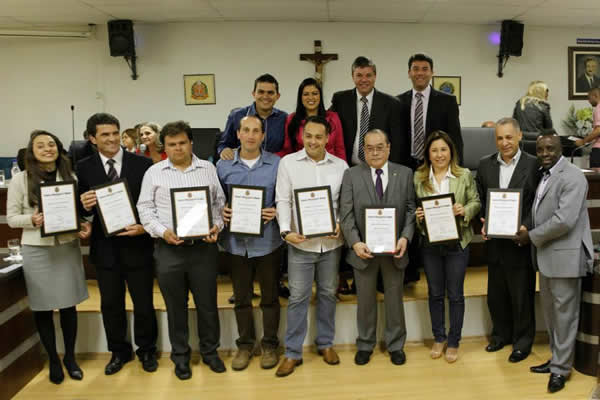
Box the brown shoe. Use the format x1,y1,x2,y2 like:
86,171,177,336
275,357,302,377
445,347,458,363
430,342,445,359
231,349,252,371
318,347,340,365
261,348,279,369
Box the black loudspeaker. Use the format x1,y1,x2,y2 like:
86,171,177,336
500,20,524,57
107,20,135,57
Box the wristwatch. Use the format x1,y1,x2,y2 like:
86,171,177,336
280,231,291,240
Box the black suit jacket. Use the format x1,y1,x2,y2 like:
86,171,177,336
397,87,463,165
475,151,540,267
77,151,154,269
576,74,600,93
330,88,405,165
68,140,96,171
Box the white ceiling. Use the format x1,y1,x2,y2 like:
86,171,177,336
0,0,599,28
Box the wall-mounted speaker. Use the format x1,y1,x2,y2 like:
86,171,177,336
500,20,524,57
107,20,135,57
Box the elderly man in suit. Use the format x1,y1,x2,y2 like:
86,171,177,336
476,117,539,363
340,129,415,366
576,57,600,93
515,132,593,394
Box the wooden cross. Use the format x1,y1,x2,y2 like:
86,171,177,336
300,40,338,88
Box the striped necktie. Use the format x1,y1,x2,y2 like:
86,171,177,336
413,92,425,160
106,159,118,182
358,96,369,162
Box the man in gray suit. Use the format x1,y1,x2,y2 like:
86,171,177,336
340,129,416,366
515,132,593,394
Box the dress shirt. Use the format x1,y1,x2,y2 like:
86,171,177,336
369,161,389,192
98,148,124,176
593,104,600,148
429,166,455,195
216,150,282,258
276,149,348,253
216,103,288,155
497,149,521,189
137,154,225,239
535,156,564,213
411,85,431,154
352,89,374,165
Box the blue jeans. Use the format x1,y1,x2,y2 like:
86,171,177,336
284,245,341,360
422,245,470,348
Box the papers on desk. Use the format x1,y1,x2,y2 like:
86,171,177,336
0,264,22,274
568,136,580,142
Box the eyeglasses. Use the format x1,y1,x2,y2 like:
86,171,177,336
364,145,387,154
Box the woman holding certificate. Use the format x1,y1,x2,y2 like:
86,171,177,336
6,131,89,384
414,131,480,363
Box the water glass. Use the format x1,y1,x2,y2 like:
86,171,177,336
0,170,5,186
7,239,20,258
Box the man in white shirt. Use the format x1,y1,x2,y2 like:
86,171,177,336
275,115,348,377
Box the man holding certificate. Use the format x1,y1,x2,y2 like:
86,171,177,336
137,121,226,380
77,113,158,375
339,129,415,366
216,116,283,371
275,115,348,377
475,117,539,363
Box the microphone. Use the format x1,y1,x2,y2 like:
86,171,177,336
70,105,75,142
571,142,591,163
139,143,147,153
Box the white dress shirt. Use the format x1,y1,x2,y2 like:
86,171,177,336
276,149,348,253
352,88,374,166
137,154,226,239
370,161,389,193
411,85,431,156
497,149,521,189
98,147,124,177
429,166,455,195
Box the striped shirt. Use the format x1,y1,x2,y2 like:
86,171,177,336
137,154,226,239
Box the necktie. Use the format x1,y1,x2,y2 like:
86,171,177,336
107,159,118,182
375,168,384,199
413,92,425,160
358,96,369,162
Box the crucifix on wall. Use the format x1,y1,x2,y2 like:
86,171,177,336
300,40,338,88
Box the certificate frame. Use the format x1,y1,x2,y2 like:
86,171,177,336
228,184,266,237
170,186,213,239
38,180,81,237
293,185,336,238
484,188,522,239
91,178,138,237
364,206,397,256
418,193,460,245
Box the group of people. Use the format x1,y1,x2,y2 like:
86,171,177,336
5,53,595,395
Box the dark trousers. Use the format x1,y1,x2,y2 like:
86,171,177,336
487,261,536,352
95,265,157,357
403,156,424,283
230,247,281,350
591,148,600,168
422,245,469,348
154,240,220,364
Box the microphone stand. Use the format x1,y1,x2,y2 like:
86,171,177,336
571,142,591,163
70,105,75,143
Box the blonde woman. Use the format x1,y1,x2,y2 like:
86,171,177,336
137,122,167,163
414,131,480,363
512,80,553,133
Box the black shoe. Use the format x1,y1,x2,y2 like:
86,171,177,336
203,356,226,373
390,350,406,365
278,281,290,299
105,353,133,375
63,357,83,380
139,352,158,372
337,279,353,295
530,360,551,374
548,373,566,393
228,294,235,304
174,362,191,380
354,350,372,365
49,360,65,384
508,350,529,363
485,341,504,352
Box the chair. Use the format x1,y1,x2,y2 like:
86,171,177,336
461,127,498,172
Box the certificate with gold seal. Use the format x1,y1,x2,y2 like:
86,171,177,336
229,185,265,237
294,186,335,238
170,186,213,239
364,207,397,255
92,179,137,237
485,189,522,239
39,181,80,237
419,194,460,244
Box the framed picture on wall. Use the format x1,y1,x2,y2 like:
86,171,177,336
432,76,461,105
183,74,216,105
568,47,600,100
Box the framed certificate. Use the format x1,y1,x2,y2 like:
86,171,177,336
92,179,138,237
228,184,265,237
39,181,80,237
485,188,522,239
170,186,213,239
364,207,397,255
294,186,336,238
419,193,460,245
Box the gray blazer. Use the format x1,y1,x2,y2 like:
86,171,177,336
340,162,416,270
529,158,593,278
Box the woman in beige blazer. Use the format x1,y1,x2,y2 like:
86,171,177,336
414,131,481,363
7,131,90,384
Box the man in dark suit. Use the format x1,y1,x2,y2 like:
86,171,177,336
68,130,96,171
475,117,539,363
78,113,158,376
576,57,600,93
340,129,415,366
